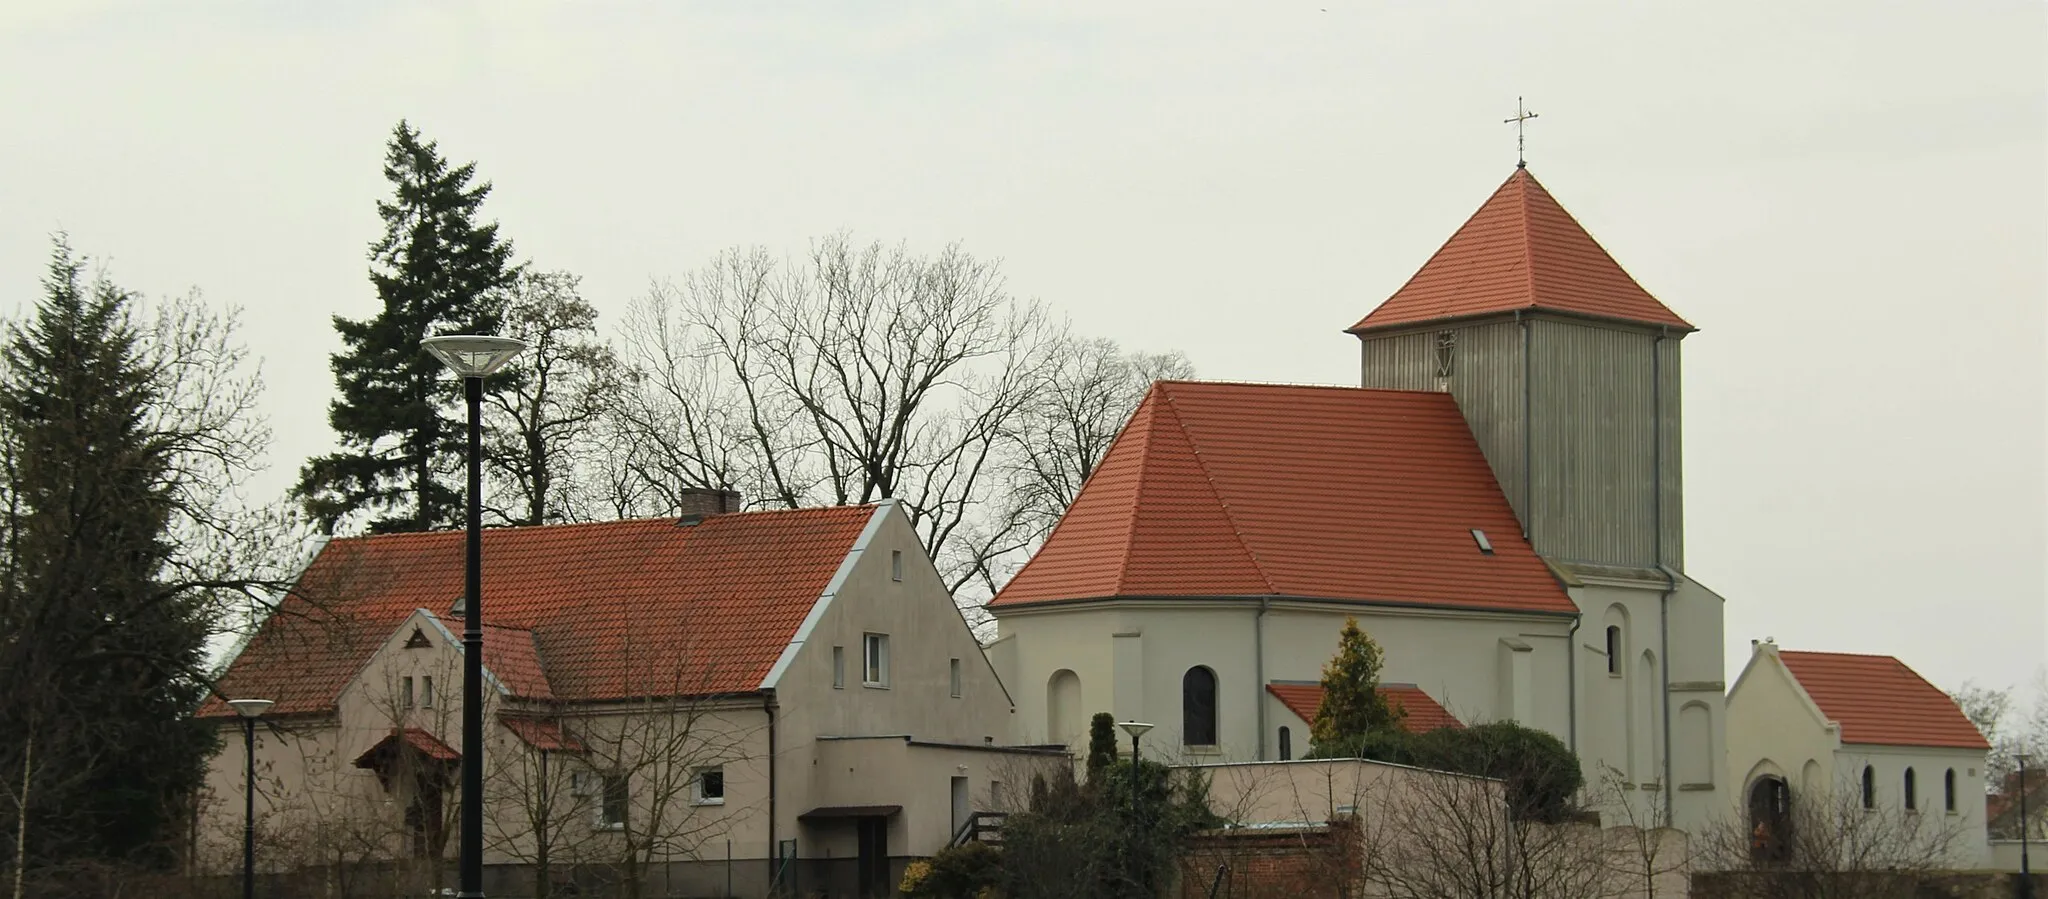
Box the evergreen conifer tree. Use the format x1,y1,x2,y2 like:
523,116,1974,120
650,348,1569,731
1309,617,1403,753
0,242,215,868
1085,711,1119,787
297,120,518,533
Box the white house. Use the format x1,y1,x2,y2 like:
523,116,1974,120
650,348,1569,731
987,166,1730,833
1725,639,1992,867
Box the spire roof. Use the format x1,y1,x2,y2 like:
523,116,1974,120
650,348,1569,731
1349,168,1693,334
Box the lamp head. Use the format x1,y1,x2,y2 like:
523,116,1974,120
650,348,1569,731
1118,721,1155,740
422,335,527,378
227,698,275,719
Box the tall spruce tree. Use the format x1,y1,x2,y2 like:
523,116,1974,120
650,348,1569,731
1308,617,1403,754
0,241,215,870
297,120,518,533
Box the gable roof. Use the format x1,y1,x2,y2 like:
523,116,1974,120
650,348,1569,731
204,506,878,718
989,381,1573,614
1265,683,1463,734
1776,651,1989,750
1348,168,1692,334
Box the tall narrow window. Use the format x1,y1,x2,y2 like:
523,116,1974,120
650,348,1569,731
1182,666,1218,747
1903,768,1917,811
402,676,416,709
1861,765,1876,810
891,550,903,581
600,774,629,828
863,634,890,687
420,675,435,708
1605,626,1622,675
949,658,962,698
831,645,845,689
1278,726,1293,761
1945,769,1957,812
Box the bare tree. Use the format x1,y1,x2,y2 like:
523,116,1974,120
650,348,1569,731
482,270,626,526
483,711,595,899
1590,765,1690,899
1693,776,1969,899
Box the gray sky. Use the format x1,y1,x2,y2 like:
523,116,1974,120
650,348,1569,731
4,1,2043,698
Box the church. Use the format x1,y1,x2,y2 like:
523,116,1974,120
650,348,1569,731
986,165,1730,833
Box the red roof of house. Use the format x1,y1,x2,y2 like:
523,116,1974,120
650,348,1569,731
988,381,1573,614
501,716,586,753
1777,651,1990,750
1348,168,1692,334
353,727,461,768
1266,683,1463,734
204,506,877,718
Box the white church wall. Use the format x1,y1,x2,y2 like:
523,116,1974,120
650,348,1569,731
990,605,1122,752
1724,646,1840,827
1834,744,1992,868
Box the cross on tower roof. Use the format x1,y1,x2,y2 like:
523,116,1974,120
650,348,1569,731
1504,97,1538,168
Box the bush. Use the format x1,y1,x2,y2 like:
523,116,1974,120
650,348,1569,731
902,841,1003,899
1308,721,1583,823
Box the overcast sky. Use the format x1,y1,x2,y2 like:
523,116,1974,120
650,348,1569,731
3,1,2042,698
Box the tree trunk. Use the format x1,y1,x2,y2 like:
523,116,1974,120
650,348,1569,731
12,723,30,899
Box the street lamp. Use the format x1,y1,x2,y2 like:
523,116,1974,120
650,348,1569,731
423,334,526,899
2022,753,2033,898
1117,722,1155,892
227,698,274,899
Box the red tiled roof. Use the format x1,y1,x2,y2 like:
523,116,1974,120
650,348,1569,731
1777,651,1990,750
501,716,586,753
353,727,460,769
989,382,1573,614
1349,168,1692,334
1266,683,1463,735
205,506,876,718
479,624,553,700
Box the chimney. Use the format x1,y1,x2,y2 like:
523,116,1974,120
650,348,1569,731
675,488,744,526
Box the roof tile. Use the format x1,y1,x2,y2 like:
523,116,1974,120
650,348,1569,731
1266,682,1462,735
1777,651,1989,750
991,381,1573,614
205,506,875,718
1349,168,1692,333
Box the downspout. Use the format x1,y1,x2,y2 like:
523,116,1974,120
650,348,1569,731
1653,330,1675,827
1567,614,1582,753
764,692,778,891
1254,598,1269,761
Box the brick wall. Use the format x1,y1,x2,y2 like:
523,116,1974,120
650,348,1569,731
1177,819,1360,899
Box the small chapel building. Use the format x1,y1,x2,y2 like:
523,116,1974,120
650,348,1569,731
987,166,1731,832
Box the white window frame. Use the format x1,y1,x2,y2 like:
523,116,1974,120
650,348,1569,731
831,645,845,690
863,633,890,688
420,675,435,708
891,550,903,581
401,676,416,709
596,773,628,830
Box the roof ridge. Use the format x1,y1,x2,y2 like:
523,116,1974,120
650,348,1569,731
1517,171,1539,314
1155,384,1279,596
1109,389,1167,596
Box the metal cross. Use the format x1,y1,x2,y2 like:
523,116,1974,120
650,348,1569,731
1504,97,1538,168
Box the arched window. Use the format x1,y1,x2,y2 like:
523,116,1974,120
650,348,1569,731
1748,776,1793,865
1606,626,1622,675
1903,768,1917,811
1182,667,1218,747
1945,769,1957,812
1278,726,1293,761
1861,765,1876,809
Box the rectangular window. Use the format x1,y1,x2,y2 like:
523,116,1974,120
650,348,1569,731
891,550,903,581
420,675,434,708
695,767,725,805
863,633,890,687
599,774,628,829
402,676,415,709
832,645,845,689
950,658,962,698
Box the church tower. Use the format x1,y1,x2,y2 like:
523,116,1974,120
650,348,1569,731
1350,168,1691,572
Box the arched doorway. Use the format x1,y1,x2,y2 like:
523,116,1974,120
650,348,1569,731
1747,775,1792,864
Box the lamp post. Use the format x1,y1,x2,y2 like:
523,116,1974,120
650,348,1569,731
227,699,274,899
423,335,527,898
2022,753,2033,897
1117,721,1155,890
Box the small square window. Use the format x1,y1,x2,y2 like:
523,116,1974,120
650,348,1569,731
599,774,628,829
864,634,890,688
695,767,725,805
950,658,962,698
420,675,435,709
891,550,903,582
832,645,845,689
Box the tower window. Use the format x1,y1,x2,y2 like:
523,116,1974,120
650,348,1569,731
1605,626,1622,675
1183,666,1218,747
